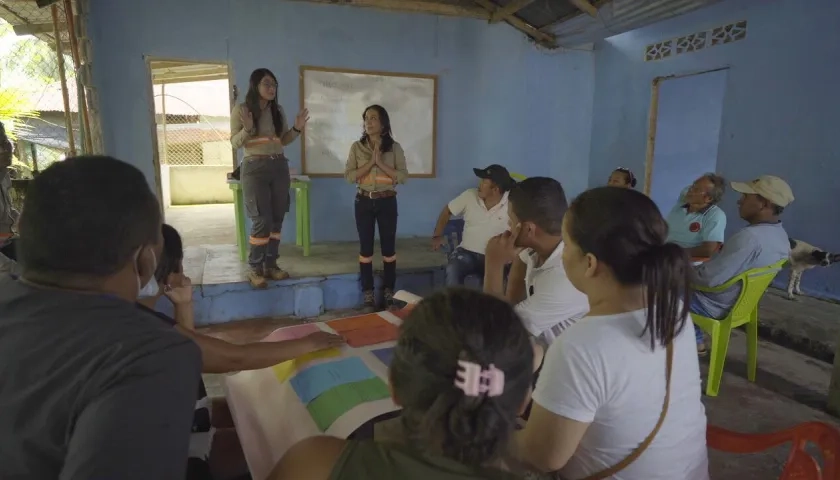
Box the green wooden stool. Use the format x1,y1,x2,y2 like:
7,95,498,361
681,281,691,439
291,178,311,257
228,179,311,263
228,182,249,263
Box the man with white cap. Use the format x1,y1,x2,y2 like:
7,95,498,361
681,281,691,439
690,175,794,350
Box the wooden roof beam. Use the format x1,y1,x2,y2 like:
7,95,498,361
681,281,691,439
490,0,536,24
568,0,598,18
473,0,557,48
283,0,490,19
13,18,76,36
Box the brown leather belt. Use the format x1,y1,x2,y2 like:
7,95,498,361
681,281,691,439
357,189,396,200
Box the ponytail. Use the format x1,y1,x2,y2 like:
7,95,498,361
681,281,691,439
391,289,533,467
639,242,692,350
414,378,512,465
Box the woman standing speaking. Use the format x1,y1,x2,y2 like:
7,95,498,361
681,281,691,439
344,105,408,311
231,68,309,288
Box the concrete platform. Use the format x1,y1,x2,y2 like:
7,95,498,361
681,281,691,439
168,238,446,326
165,205,840,365
758,288,840,363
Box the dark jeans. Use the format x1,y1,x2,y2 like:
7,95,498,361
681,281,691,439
241,155,290,269
445,247,485,287
355,194,398,292
445,246,510,289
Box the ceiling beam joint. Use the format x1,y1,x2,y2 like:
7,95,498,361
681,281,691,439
473,0,557,48
490,0,535,23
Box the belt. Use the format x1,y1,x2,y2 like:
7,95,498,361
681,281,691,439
246,154,285,160
357,189,396,200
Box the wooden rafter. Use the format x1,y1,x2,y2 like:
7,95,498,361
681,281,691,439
12,17,76,36
473,0,557,48
568,0,598,18
283,0,490,19
489,0,535,24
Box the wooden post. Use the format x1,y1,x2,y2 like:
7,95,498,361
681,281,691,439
62,0,92,153
51,4,75,157
160,83,167,165
29,143,39,174
828,334,840,415
643,77,661,196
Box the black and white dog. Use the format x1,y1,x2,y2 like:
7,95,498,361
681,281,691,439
786,238,840,300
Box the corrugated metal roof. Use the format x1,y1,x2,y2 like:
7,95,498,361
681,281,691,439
493,0,579,29
548,0,725,47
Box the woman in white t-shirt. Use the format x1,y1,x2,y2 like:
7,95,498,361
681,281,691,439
514,186,709,480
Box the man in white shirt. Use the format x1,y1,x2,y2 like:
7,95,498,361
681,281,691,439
431,165,514,286
484,177,589,345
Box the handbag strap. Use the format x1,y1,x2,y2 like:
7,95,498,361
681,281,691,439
578,341,674,480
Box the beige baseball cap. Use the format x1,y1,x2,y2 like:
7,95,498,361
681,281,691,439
731,175,794,207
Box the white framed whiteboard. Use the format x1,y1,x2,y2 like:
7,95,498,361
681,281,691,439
299,66,437,178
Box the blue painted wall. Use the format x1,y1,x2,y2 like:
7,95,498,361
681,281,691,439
588,0,840,300
649,69,727,212
88,0,594,243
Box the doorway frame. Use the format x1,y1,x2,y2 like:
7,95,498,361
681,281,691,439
143,56,236,213
643,66,730,196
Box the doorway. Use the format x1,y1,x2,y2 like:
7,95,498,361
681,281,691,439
644,69,728,213
146,58,237,247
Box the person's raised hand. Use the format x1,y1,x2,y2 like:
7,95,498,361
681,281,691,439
240,106,255,132
164,272,193,305
302,331,346,351
485,223,523,268
294,108,310,131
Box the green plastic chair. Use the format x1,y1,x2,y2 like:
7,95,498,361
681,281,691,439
691,259,787,397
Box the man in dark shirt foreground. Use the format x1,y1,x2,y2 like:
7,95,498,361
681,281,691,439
0,156,202,479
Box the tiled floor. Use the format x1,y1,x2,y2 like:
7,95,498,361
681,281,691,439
199,314,839,480
165,204,237,247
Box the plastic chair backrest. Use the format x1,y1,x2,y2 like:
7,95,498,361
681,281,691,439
443,218,464,253
708,422,840,479
724,259,787,320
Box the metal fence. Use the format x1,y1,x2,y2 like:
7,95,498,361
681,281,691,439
156,113,232,166
153,81,232,167
0,2,81,179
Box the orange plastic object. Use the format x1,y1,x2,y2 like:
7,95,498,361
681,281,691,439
707,422,840,479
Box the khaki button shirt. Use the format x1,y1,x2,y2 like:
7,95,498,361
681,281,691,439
229,102,299,158
344,140,409,192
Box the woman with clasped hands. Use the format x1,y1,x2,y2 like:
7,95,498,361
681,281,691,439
343,105,408,311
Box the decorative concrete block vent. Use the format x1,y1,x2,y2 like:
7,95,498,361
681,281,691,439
644,20,747,61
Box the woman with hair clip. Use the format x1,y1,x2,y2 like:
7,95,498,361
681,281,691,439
344,105,408,311
268,288,538,479
138,224,343,480
514,187,709,479
230,68,309,289
607,167,637,189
